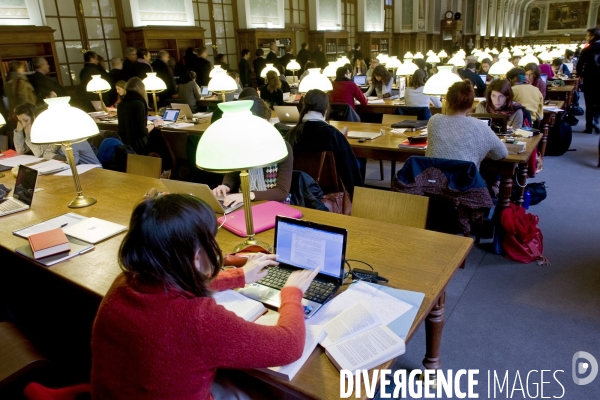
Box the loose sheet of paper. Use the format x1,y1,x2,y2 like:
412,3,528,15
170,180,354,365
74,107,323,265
29,160,69,174
307,281,413,327
55,164,101,176
14,212,87,238
321,302,379,347
0,155,43,167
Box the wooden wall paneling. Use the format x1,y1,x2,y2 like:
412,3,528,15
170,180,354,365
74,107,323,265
122,27,206,62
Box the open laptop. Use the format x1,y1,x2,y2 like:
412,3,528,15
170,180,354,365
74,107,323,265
273,106,300,125
479,74,487,82
161,109,180,127
353,75,367,86
171,103,194,119
238,216,348,318
160,179,243,214
0,165,38,217
540,73,548,83
200,86,212,97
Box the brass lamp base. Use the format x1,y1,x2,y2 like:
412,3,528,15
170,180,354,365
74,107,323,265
68,194,97,209
233,238,273,253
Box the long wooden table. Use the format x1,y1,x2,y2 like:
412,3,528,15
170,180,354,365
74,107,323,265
0,168,473,399
331,121,542,209
546,85,575,110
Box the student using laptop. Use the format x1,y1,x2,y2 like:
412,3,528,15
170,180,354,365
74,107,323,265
13,103,100,165
213,98,294,207
328,65,367,111
178,71,202,112
118,78,162,154
92,194,319,400
474,79,525,130
524,63,547,99
353,58,367,76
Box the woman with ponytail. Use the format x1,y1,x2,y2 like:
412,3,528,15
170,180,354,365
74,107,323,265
425,80,508,168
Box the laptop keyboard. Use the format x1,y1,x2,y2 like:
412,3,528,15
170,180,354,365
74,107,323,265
257,267,337,303
0,198,27,213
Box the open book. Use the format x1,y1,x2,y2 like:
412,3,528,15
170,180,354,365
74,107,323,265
213,289,267,322
321,302,406,371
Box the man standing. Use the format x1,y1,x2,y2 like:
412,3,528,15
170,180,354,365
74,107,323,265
253,48,267,87
121,47,138,82
312,44,327,69
279,46,295,75
79,51,111,111
266,42,279,64
134,48,153,79
458,63,487,97
28,57,66,104
577,27,600,135
108,57,125,83
352,43,363,65
151,50,177,103
239,49,252,88
193,46,212,87
345,44,353,60
296,43,311,74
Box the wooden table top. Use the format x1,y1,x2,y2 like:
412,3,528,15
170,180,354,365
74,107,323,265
330,120,542,165
0,168,473,399
547,85,575,92
93,113,212,136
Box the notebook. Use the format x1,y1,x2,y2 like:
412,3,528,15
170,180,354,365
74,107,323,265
0,165,38,217
347,131,382,140
273,106,300,124
238,216,347,319
217,201,302,237
160,179,243,214
62,217,127,244
353,75,367,86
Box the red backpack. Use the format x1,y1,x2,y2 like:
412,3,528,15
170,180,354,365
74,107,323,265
499,203,550,266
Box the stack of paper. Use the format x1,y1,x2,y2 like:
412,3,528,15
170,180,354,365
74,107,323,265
29,160,69,175
0,155,43,167
55,164,101,176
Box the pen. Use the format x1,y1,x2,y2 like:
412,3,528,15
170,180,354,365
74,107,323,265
60,223,68,228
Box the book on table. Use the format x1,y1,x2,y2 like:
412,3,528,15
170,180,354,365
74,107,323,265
213,289,267,322
17,237,93,266
321,302,406,371
398,139,427,150
27,227,70,259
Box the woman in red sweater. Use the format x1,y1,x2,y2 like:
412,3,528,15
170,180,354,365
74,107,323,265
328,65,368,110
91,194,318,400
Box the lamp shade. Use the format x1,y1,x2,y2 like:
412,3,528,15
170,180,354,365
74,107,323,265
537,51,552,62
286,59,301,71
260,63,279,78
414,52,424,59
488,59,514,76
322,62,339,78
396,60,418,76
403,52,414,60
426,50,435,57
477,52,493,62
438,49,448,58
31,97,99,144
338,55,351,64
518,54,539,66
86,75,110,93
447,55,466,67
143,72,166,92
196,100,287,172
209,65,224,78
0,112,5,127
298,68,332,93
512,48,524,57
426,54,441,63
423,66,462,96
208,70,237,92
385,56,401,69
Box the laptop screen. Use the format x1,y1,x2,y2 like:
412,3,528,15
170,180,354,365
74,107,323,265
13,165,37,206
162,109,179,122
540,74,547,83
274,217,347,279
479,74,487,82
201,86,210,96
353,75,367,85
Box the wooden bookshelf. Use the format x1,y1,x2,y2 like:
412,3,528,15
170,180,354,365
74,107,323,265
0,26,61,87
122,26,206,62
237,28,301,60
356,32,391,61
308,31,348,63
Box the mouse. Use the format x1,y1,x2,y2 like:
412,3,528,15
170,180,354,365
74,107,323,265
358,138,366,143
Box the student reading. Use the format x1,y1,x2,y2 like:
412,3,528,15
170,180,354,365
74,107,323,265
91,194,320,400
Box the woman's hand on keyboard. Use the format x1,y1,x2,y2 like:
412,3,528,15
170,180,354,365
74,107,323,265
212,185,230,197
284,267,321,294
243,253,278,284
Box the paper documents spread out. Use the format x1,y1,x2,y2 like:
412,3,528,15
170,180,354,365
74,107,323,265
55,164,101,176
0,155,43,167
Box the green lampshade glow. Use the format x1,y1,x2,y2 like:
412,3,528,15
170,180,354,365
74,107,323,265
195,100,288,172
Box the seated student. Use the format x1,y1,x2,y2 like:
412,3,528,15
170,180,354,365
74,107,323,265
353,58,367,76
118,78,161,154
223,71,243,102
275,64,291,93
259,70,284,108
299,61,317,82
458,63,487,97
13,103,100,165
284,89,363,198
365,65,394,98
551,57,571,78
538,62,554,80
328,65,367,111
366,58,380,85
178,71,202,112
506,67,544,121
405,69,442,108
478,58,493,82
475,79,524,130
91,194,318,399
213,98,293,206
426,80,508,168
112,80,126,107
524,63,547,98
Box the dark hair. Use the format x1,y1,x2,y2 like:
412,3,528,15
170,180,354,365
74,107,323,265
180,70,197,84
305,61,317,70
336,65,350,80
552,58,563,67
285,89,330,146
301,42,308,49
239,87,258,98
480,58,492,66
354,43,360,50
275,64,285,74
372,65,392,86
414,58,426,70
587,27,600,43
409,69,426,89
466,62,477,70
197,46,207,56
14,103,37,120
250,97,271,120
255,48,264,57
241,49,250,57
228,70,239,80
506,67,526,82
184,47,195,57
215,54,225,63
484,79,515,112
137,48,149,59
119,194,222,298
524,63,540,80
84,51,97,63
446,80,474,112
565,49,574,58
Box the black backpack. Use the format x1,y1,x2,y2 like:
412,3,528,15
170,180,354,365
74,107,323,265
545,114,572,156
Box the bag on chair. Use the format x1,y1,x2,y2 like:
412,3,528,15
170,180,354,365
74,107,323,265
500,203,549,266
315,151,352,215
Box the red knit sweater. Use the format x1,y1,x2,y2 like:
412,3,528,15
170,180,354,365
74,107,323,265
328,80,368,110
91,269,305,400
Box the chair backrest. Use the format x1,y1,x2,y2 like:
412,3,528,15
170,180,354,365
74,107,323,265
382,114,417,125
397,106,432,120
329,103,361,122
468,113,508,132
161,129,189,161
126,154,162,179
351,186,429,229
293,150,340,195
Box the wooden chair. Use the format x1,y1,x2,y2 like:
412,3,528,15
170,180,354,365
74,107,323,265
381,114,418,125
126,154,162,179
0,321,48,388
351,186,429,229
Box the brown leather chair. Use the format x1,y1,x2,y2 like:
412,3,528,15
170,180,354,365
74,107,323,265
0,321,47,389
